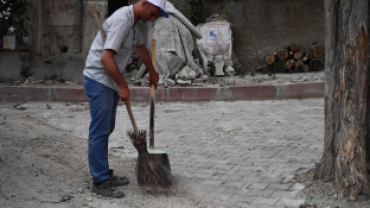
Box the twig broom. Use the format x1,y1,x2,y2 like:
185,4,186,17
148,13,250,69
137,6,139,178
91,4,175,189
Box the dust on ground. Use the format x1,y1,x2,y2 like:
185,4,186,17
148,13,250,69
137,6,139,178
0,102,212,208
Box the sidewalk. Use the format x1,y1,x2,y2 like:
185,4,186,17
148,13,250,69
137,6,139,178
1,99,324,208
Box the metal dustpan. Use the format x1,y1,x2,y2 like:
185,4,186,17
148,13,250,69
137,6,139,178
148,84,171,171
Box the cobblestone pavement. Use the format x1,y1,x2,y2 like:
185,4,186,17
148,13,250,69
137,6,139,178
0,99,324,207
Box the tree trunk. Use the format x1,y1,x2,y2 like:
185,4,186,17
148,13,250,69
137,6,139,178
315,0,370,201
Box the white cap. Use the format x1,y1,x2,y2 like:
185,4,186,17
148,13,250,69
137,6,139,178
147,0,168,18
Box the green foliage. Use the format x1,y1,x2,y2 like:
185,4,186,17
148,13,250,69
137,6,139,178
19,64,33,78
82,203,88,207
219,0,235,19
0,0,29,37
187,0,205,26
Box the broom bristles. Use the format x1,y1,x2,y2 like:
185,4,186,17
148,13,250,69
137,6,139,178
127,130,176,189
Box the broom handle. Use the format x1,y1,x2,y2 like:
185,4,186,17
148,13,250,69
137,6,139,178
91,4,139,138
91,4,106,43
149,39,156,148
125,102,140,138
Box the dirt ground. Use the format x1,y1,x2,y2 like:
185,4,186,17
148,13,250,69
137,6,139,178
1,99,370,208
296,170,370,208
0,102,213,208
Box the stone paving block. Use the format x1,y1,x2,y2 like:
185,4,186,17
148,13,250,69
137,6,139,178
271,190,300,198
242,176,263,183
229,194,257,203
275,197,306,207
223,181,251,189
249,182,270,190
288,183,305,191
200,179,225,187
205,192,233,202
244,188,274,197
267,182,293,190
251,196,281,206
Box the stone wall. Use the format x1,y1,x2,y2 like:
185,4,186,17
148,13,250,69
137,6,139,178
0,0,325,83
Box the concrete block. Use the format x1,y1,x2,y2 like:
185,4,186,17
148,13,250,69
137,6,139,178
166,87,219,101
285,82,325,99
188,70,197,80
228,85,278,100
54,88,87,102
1,87,51,102
164,78,176,87
215,62,225,76
176,79,191,86
192,78,204,84
130,87,166,102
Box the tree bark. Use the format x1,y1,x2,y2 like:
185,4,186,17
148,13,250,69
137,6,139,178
315,0,370,201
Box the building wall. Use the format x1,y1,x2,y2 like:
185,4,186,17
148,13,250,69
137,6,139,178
0,0,325,83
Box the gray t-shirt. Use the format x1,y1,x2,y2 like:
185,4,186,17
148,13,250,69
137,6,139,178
83,5,144,91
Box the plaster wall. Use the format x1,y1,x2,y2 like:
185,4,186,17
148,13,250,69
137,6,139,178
0,0,324,83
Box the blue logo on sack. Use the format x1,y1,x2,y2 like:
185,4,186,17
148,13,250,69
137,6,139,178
210,31,217,37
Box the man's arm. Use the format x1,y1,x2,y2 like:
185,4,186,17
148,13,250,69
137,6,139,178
101,49,131,108
135,44,159,88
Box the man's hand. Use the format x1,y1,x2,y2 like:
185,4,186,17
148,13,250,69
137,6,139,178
118,84,130,109
148,71,159,88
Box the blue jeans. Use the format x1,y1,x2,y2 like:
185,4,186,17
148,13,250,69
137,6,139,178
83,76,120,182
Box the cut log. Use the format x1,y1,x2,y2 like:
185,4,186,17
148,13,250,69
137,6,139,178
293,50,304,60
309,58,324,71
288,51,294,58
295,60,304,68
303,64,310,72
285,59,295,69
313,47,325,58
277,49,289,60
265,55,276,65
302,55,309,62
306,49,314,60
289,43,300,52
311,43,325,58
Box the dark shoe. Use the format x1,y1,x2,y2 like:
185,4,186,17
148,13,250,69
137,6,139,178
91,180,125,198
109,172,129,187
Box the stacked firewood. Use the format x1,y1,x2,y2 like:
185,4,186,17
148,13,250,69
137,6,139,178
261,43,325,73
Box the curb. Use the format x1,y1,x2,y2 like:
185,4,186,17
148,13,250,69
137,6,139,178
0,82,325,102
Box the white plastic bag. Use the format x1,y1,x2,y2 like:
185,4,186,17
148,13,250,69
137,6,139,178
196,21,233,66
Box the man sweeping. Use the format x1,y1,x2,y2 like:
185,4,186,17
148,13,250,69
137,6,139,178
83,0,168,198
